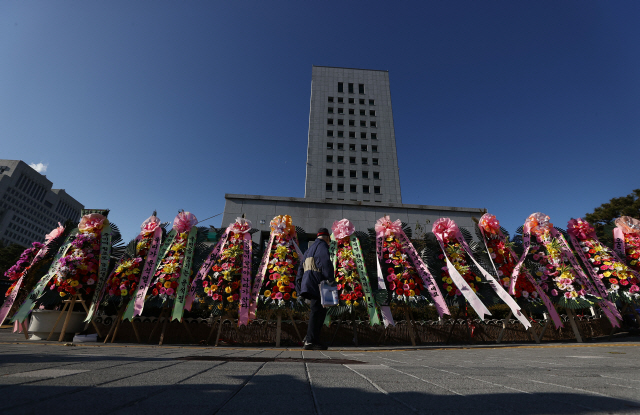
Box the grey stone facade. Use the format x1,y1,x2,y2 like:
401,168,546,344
305,66,402,203
222,194,485,249
0,160,84,247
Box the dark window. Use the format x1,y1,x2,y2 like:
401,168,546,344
337,156,344,163
326,183,333,191
338,97,343,103
349,131,356,138
348,108,355,115
327,142,334,149
338,119,344,126
370,121,377,127
350,170,357,178
370,110,376,116
327,130,333,137
328,107,334,114
372,145,378,152
349,120,355,126
337,169,344,177
348,98,355,104
360,109,366,116
359,98,365,105
327,155,333,162
326,169,333,177
349,144,356,151
363,185,370,193
338,108,344,114
369,99,375,105
360,132,367,139
328,97,334,103
350,157,356,164
338,82,343,93
337,143,344,150
359,84,365,94
362,171,369,179
361,145,368,151
338,183,344,192
362,157,368,165
327,118,333,125
372,158,379,165
373,172,380,179
360,120,366,127
350,184,357,192
371,133,377,139
348,83,354,93
337,131,344,138
374,186,381,194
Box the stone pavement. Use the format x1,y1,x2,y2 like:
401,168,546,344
1,327,640,414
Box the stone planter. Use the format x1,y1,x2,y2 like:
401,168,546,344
28,309,86,341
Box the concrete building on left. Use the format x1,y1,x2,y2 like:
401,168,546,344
0,160,84,247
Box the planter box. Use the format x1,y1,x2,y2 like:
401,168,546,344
28,310,87,341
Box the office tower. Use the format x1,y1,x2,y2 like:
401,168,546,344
304,66,402,203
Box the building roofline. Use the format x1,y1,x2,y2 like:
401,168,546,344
225,193,485,214
312,65,388,73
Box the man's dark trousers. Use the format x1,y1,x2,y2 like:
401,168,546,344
306,298,327,344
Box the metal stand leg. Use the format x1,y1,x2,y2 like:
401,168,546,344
496,311,513,344
566,308,583,343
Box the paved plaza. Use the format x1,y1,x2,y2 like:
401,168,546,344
1,328,640,415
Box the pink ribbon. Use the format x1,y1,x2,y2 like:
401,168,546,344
238,232,252,325
130,226,163,317
432,220,492,320
395,231,450,318
184,228,231,311
249,232,275,320
332,219,355,240
553,229,621,327
510,221,533,295
613,227,626,259
479,214,563,329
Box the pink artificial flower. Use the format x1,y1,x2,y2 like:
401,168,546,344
629,285,640,293
332,219,355,240
550,289,558,296
86,278,95,286
564,292,573,298
525,212,552,236
567,218,595,240
275,292,283,300
45,223,65,243
375,216,403,238
289,283,295,289
78,214,107,233
432,218,458,243
230,217,252,234
479,213,500,235
172,211,198,233
166,288,175,296
141,215,161,235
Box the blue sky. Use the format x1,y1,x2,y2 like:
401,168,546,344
1,1,639,241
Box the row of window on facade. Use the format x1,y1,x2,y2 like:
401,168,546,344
2,190,70,231
326,143,378,152
328,108,376,116
327,131,377,139
326,169,380,179
328,97,374,105
324,153,379,166
326,183,381,194
6,220,42,243
2,231,33,247
328,119,377,128
337,82,365,94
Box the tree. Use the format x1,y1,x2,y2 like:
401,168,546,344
584,189,640,247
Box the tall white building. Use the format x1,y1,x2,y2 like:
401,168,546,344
222,66,484,247
304,66,402,203
0,160,84,247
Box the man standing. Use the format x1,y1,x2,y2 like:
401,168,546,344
296,228,334,350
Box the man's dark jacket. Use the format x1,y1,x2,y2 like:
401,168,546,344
295,238,334,300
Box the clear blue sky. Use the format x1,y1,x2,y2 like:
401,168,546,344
2,1,639,241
